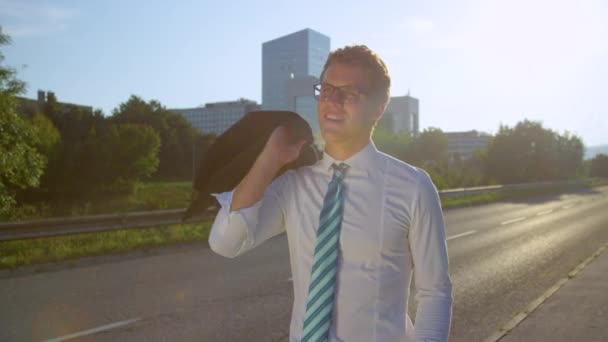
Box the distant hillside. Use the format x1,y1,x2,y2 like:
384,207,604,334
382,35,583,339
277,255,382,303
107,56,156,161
585,144,608,160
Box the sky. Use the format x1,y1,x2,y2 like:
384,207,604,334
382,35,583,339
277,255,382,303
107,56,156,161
1,0,607,146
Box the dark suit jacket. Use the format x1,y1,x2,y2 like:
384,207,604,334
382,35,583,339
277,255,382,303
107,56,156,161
183,110,320,220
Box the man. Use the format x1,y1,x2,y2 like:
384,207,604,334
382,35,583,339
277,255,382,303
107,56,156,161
209,45,452,341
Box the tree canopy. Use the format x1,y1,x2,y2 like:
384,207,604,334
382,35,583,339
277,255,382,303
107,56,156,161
0,27,46,214
590,154,608,177
486,120,584,184
111,96,201,180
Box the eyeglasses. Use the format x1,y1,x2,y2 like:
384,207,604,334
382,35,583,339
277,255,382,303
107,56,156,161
313,83,367,104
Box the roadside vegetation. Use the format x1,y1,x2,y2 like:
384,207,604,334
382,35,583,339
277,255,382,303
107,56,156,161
0,221,212,270
1,181,605,270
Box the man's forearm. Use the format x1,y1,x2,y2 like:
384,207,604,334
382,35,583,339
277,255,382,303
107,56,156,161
414,290,452,342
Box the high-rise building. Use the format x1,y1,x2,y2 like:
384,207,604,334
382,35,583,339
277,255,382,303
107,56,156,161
380,94,420,135
16,90,93,118
262,28,330,132
445,130,492,161
171,98,260,135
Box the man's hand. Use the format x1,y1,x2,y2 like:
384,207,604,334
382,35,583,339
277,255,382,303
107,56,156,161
260,125,308,169
231,125,307,211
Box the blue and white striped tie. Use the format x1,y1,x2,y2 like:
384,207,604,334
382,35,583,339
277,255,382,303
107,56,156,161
301,163,349,342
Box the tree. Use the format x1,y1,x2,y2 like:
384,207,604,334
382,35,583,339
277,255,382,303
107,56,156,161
409,127,448,166
371,127,452,188
37,100,108,201
94,124,161,194
406,128,448,188
486,120,584,184
372,126,412,160
486,124,521,183
111,96,201,180
0,27,46,214
30,111,61,157
36,117,160,201
555,132,584,179
445,149,487,188
590,154,608,177
487,121,551,183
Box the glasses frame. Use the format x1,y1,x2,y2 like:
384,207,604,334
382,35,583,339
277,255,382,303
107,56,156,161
313,82,368,105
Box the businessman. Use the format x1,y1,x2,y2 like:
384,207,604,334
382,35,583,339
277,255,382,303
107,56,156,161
209,45,452,341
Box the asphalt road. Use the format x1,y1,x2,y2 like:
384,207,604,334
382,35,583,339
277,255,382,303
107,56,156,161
1,186,607,342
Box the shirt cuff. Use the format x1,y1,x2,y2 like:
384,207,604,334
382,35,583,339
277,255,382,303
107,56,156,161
211,191,263,224
209,191,265,257
211,191,233,209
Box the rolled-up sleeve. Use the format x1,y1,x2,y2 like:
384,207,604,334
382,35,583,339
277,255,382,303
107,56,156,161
409,169,453,342
208,173,289,258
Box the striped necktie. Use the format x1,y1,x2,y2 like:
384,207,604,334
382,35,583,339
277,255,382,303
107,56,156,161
302,163,349,342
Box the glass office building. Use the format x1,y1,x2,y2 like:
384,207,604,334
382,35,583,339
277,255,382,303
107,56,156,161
381,95,420,135
171,99,260,135
262,28,330,132
446,131,492,161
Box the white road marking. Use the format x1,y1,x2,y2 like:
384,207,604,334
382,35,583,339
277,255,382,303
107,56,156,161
562,204,574,209
500,217,527,225
43,318,142,342
536,209,553,216
287,277,293,282
447,230,477,241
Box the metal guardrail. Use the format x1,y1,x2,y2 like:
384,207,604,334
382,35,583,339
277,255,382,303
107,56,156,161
438,179,594,198
0,209,211,242
0,178,603,242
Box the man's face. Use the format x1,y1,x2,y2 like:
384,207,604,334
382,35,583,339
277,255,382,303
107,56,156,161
317,62,383,147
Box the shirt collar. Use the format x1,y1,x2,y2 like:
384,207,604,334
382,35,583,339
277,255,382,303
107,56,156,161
318,141,379,178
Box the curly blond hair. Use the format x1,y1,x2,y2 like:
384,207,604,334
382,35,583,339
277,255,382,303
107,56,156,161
320,45,391,107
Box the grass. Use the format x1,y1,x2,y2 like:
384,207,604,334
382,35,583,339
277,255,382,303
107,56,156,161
130,181,194,211
1,180,605,270
0,220,212,270
5,181,194,221
75,181,195,214
589,178,608,187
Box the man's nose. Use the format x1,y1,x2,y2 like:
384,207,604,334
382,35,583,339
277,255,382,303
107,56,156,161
327,89,345,105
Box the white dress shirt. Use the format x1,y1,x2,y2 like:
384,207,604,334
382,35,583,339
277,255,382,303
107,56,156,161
209,142,453,342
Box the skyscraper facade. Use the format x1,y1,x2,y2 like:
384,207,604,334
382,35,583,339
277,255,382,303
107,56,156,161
445,131,492,161
381,95,420,135
262,28,330,132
